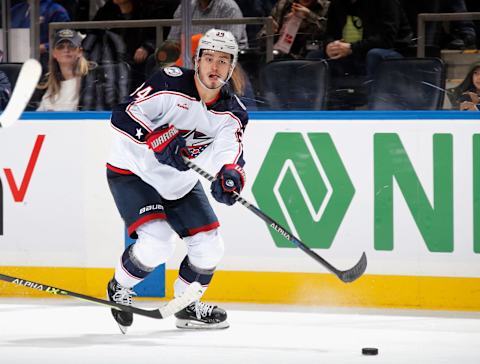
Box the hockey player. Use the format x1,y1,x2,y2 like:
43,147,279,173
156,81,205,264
105,28,248,334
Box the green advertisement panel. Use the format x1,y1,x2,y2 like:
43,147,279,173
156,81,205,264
252,131,479,255
252,132,354,249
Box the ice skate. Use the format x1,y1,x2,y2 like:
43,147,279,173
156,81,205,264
107,277,136,334
175,300,229,329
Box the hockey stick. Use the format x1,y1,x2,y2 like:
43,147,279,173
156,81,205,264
0,273,202,319
184,159,367,283
0,59,42,129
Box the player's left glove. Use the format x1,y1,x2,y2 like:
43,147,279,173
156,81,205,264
210,164,246,206
145,124,190,171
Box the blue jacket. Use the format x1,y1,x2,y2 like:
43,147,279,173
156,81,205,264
0,70,11,111
11,0,71,50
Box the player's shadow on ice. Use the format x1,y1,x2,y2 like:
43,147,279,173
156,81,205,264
0,330,186,348
1,331,328,354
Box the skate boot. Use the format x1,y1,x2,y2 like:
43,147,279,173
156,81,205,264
107,277,136,334
175,300,229,329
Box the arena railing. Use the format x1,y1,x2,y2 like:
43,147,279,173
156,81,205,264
417,12,480,57
48,17,275,63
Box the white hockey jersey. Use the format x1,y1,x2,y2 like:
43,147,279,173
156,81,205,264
107,66,249,200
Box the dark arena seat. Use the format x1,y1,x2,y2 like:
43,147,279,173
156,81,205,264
0,63,23,88
368,57,446,110
260,59,329,110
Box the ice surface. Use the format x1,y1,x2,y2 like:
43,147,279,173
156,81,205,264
0,299,478,364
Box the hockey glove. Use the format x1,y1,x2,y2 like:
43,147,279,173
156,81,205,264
145,125,189,171
210,164,246,206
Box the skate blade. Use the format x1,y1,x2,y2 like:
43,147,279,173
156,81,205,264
117,323,129,334
175,319,230,330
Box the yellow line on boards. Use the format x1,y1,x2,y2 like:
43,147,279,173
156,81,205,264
0,266,113,299
0,266,478,311
169,270,480,311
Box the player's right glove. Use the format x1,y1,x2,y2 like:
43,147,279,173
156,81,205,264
145,124,189,171
210,164,246,206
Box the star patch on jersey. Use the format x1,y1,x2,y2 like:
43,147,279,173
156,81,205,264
164,67,183,77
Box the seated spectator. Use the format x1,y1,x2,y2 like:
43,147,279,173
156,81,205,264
11,0,71,72
305,0,412,109
443,0,476,50
36,29,90,111
173,34,204,67
310,0,413,78
167,0,249,49
451,62,480,111
400,0,439,53
56,0,80,20
35,28,129,111
234,0,276,48
0,70,12,111
87,0,108,19
465,0,480,49
91,0,156,90
144,40,182,77
144,0,180,39
257,0,329,59
400,0,476,51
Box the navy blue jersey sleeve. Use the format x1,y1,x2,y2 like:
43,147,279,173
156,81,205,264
111,67,199,142
125,67,198,105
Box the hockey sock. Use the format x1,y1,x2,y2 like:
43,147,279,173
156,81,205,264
174,256,214,297
115,244,155,287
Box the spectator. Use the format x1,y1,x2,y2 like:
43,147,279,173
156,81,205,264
445,0,476,50
451,62,480,111
0,71,12,111
10,0,71,71
35,28,129,111
36,29,90,111
88,0,107,19
91,0,156,89
55,0,80,20
400,0,476,51
312,0,413,78
167,0,249,49
144,40,182,76
400,0,439,53
257,0,329,59
234,0,276,48
144,0,180,39
465,0,480,49
173,33,204,67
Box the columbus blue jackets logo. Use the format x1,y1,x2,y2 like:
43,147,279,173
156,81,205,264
181,129,214,158
164,67,183,77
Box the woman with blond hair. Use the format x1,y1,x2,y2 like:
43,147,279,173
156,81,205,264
37,29,90,111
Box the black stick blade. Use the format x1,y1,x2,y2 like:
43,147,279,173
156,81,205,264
337,252,368,283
